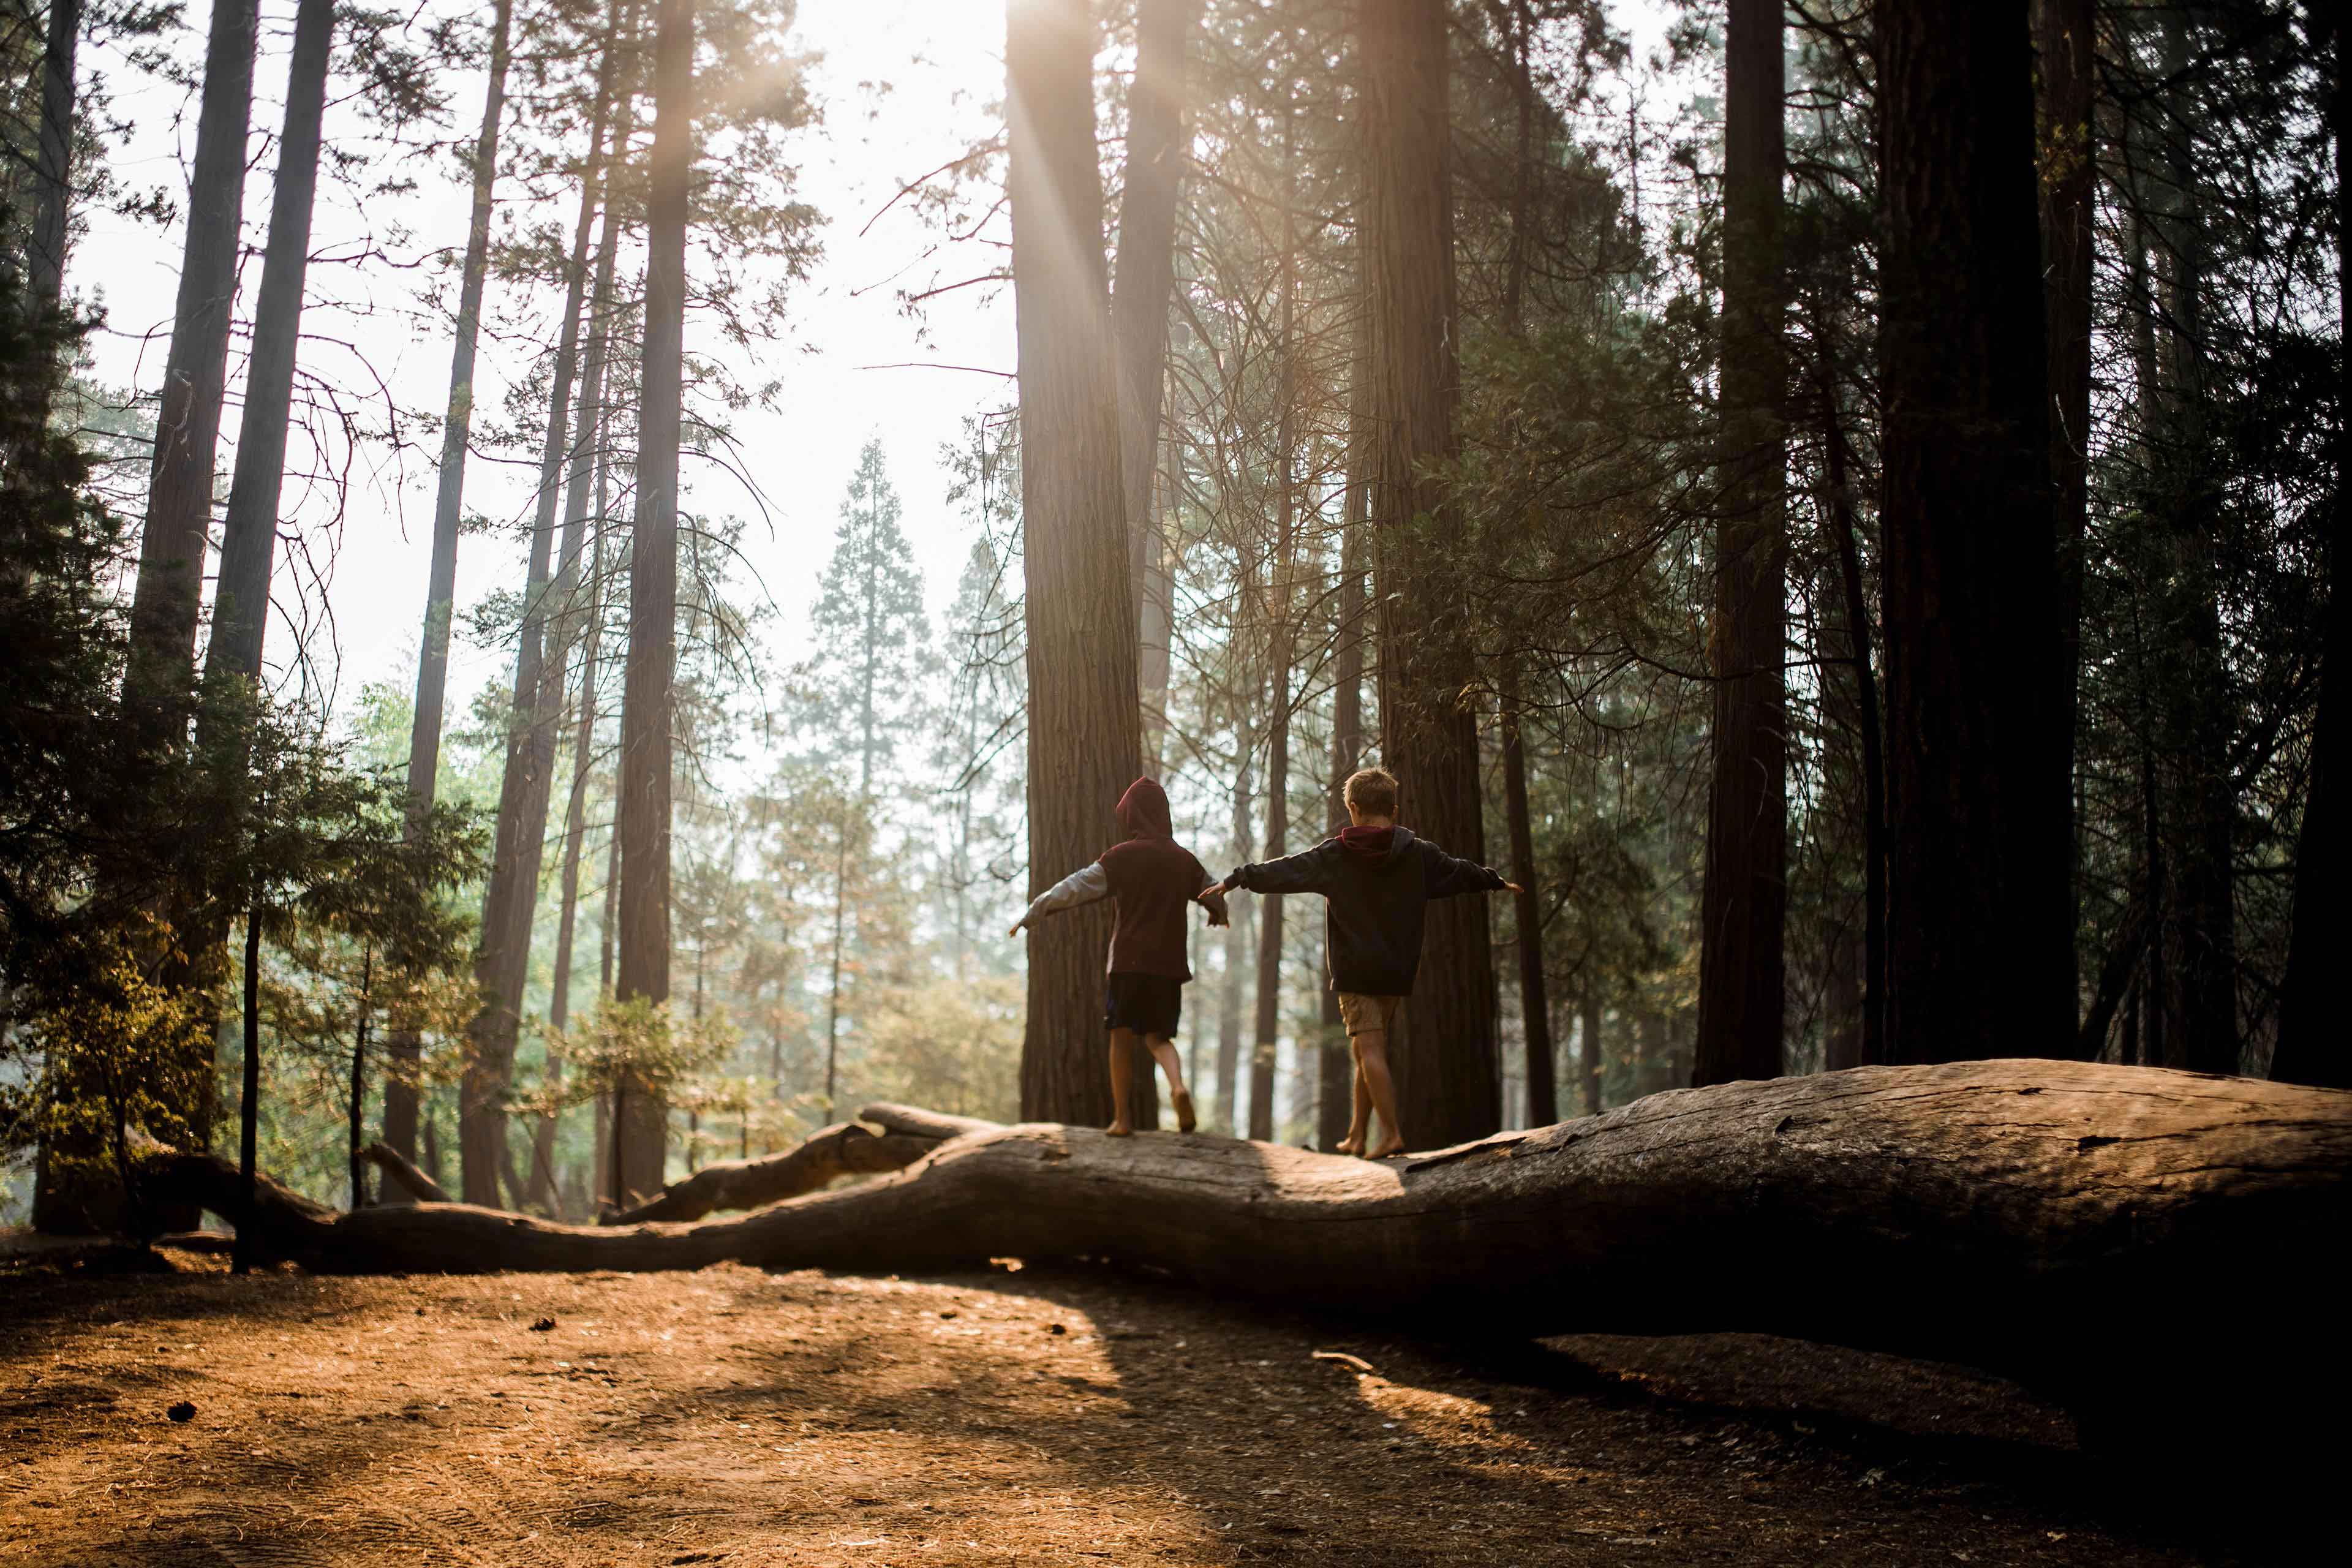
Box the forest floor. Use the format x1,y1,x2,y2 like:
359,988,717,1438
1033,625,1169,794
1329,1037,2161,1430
0,1249,2260,1567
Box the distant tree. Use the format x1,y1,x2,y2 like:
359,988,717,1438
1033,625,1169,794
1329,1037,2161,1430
2275,8,2345,1088
459,0,625,1207
1693,0,1787,1089
385,0,518,1165
7,0,78,450
1111,0,1203,763
611,0,696,1199
796,439,932,1115
935,518,1027,981
120,0,258,771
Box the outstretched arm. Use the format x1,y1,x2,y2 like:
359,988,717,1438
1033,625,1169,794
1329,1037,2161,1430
1209,843,1336,899
1421,841,1521,899
1195,873,1232,929
1008,862,1110,936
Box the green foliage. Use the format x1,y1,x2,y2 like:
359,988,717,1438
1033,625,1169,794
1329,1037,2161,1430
542,993,730,1125
0,933,211,1233
854,974,1024,1123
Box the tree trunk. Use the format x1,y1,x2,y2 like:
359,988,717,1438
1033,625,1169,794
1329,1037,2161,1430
1216,703,1254,1132
1875,0,2070,1064
2146,9,2237,1078
383,0,516,1163
613,0,698,1199
1499,663,1553,1125
348,948,372,1208
164,0,333,1137
2276,10,2348,1087
462,34,620,1206
1249,684,1289,1142
1360,0,1494,1146
1318,332,1372,1154
1818,358,1886,1067
1250,104,1300,1146
824,816,851,1113
1488,0,1552,1127
201,0,334,688
1009,0,1144,1126
1579,994,1602,1114
40,0,257,1238
231,905,262,1275
536,568,603,1211
1112,0,1201,766
13,0,80,444
2036,0,2095,942
1694,0,1787,1090
121,0,258,763
146,1063,2352,1507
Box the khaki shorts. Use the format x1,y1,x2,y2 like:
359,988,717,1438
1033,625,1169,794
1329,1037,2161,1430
1336,992,1402,1038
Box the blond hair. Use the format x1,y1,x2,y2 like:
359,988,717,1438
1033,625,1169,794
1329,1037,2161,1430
1343,766,1400,819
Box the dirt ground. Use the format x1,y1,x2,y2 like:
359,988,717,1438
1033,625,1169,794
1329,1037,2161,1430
0,1252,2255,1566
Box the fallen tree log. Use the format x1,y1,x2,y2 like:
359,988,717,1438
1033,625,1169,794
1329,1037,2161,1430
140,1061,2350,1484
361,1140,451,1204
602,1106,992,1224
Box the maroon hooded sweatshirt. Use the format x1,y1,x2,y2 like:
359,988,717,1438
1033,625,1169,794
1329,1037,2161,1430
1098,777,1213,980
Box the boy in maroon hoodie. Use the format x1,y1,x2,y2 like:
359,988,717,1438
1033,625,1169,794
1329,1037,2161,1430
1010,777,1229,1136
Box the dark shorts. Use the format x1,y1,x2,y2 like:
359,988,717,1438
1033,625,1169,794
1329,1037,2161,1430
1104,973,1182,1038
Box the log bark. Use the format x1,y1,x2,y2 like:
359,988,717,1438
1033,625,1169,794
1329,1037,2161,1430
601,1105,998,1223
146,1065,2346,1453
146,1065,2352,1502
361,1140,450,1204
147,1063,2348,1507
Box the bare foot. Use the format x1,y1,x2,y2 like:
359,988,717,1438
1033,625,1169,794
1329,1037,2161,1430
1172,1091,1197,1134
1106,1120,1134,1137
1366,1138,1406,1159
1335,1134,1363,1157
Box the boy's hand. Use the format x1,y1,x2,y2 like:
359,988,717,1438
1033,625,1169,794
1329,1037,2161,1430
1197,887,1232,929
1502,881,1525,895
1007,919,1025,937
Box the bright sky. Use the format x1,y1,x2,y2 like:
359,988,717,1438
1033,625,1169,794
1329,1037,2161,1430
70,0,1012,723
66,0,1677,729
